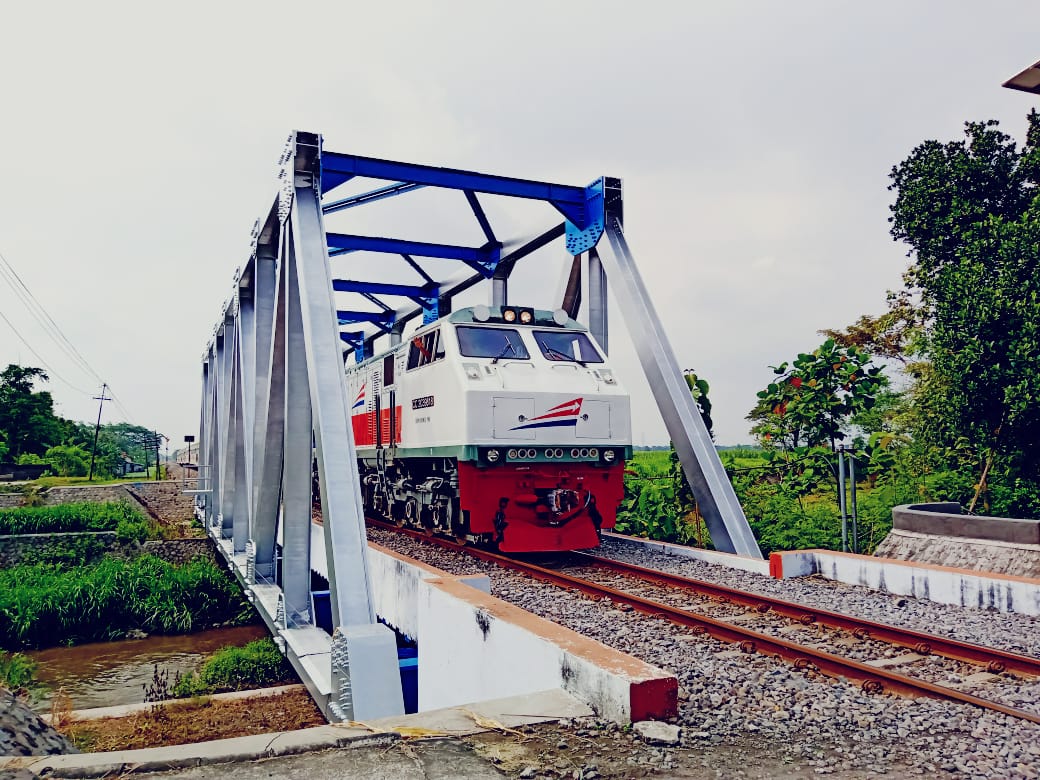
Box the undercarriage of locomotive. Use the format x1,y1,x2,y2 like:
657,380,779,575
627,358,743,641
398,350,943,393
358,449,620,552
360,453,466,539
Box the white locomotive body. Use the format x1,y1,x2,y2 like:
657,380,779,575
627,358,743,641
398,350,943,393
345,306,632,552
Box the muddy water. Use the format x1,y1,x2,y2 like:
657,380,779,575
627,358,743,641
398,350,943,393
27,624,268,713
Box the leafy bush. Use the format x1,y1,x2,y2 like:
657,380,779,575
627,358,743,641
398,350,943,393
0,651,38,694
0,555,255,649
173,638,294,697
43,445,89,477
0,500,152,540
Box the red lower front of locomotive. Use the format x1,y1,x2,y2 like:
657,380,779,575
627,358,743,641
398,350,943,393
457,460,624,553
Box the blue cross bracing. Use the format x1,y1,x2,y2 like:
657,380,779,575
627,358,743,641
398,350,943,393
316,141,606,362
320,152,595,228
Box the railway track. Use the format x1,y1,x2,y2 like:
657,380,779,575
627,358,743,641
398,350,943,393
367,518,1040,725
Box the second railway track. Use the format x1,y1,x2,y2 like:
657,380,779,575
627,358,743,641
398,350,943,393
367,518,1040,725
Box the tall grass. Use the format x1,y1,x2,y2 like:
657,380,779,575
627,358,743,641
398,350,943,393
173,638,295,697
0,555,254,649
0,501,152,542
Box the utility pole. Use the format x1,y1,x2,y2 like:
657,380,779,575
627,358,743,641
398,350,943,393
88,384,111,482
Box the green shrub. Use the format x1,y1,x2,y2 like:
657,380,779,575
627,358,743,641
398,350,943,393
0,501,152,540
0,555,255,649
173,638,294,697
0,651,38,694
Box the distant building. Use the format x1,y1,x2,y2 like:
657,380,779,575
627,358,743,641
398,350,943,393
0,463,50,481
115,455,148,477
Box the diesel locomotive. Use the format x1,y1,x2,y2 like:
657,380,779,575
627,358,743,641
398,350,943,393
346,305,632,552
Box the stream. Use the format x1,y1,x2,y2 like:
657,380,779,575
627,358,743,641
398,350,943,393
26,624,269,713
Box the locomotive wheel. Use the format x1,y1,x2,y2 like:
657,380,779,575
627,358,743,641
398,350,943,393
403,498,420,528
420,505,435,536
447,500,467,544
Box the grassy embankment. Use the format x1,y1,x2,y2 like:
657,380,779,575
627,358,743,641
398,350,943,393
0,500,256,698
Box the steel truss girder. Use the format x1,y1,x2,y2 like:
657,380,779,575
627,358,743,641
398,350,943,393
320,152,594,228
327,232,500,275
199,133,404,722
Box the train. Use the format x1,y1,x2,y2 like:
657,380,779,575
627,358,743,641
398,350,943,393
345,304,633,552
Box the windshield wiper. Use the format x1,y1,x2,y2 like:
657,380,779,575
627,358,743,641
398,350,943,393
491,341,518,364
545,346,585,366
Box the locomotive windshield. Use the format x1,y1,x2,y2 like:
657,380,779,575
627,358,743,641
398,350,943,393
456,326,530,360
532,331,604,364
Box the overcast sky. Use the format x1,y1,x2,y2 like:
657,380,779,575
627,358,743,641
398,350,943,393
0,2,1037,449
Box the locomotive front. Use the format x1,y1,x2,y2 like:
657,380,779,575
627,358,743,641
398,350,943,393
347,305,632,552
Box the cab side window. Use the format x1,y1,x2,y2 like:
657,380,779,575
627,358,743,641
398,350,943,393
407,329,444,370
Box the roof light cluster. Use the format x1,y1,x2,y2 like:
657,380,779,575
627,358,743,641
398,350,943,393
468,305,570,328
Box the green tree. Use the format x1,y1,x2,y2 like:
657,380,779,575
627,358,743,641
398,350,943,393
44,444,90,477
0,365,63,458
888,112,1040,516
747,340,887,453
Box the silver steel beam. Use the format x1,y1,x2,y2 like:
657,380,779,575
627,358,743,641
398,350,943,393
491,275,507,307
235,279,256,552
282,228,314,622
587,248,608,354
291,140,403,719
595,213,762,559
250,248,282,580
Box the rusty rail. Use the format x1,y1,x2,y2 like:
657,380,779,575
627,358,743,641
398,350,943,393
577,552,1040,679
366,519,1040,725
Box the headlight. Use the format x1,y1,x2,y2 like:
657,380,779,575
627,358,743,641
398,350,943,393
463,362,482,380
519,309,534,324
603,449,616,463
507,449,518,460
503,308,517,323
588,448,599,459
486,449,501,463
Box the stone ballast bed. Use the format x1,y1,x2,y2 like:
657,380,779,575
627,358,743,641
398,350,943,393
368,527,1040,778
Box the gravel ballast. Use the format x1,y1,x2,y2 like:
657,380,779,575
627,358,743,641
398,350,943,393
597,535,1040,658
368,528,1040,778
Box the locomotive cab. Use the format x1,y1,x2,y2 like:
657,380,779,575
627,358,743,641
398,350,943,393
346,306,632,552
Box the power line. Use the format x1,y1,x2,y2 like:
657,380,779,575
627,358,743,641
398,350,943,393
0,250,104,385
0,308,95,395
0,247,147,430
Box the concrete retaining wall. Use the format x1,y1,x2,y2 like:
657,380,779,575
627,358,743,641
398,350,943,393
143,537,217,565
44,485,129,504
769,548,1040,616
0,531,120,566
0,482,196,522
874,530,1040,579
0,532,216,567
367,544,677,723
892,502,1040,544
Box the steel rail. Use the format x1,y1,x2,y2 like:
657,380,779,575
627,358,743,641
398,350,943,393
574,552,1040,679
366,519,1040,725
